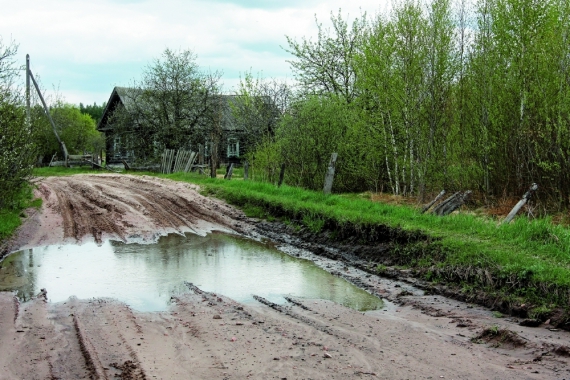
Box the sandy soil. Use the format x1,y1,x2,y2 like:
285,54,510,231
1,174,569,379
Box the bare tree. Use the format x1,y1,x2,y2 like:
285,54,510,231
231,71,292,150
0,37,20,100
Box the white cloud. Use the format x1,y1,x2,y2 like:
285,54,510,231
0,0,389,104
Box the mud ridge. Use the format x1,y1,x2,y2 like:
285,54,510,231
6,174,241,253
253,295,342,339
473,327,528,348
73,314,109,380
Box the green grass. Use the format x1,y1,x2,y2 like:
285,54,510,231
33,167,116,176
152,172,570,312
216,165,245,179
0,185,42,243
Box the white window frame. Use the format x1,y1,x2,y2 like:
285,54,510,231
227,137,239,158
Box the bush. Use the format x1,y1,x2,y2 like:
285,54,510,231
0,95,36,209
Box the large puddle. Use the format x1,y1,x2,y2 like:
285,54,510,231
0,233,383,312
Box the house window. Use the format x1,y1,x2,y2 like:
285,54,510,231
227,138,239,158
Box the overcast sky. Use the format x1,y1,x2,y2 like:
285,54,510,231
1,0,390,106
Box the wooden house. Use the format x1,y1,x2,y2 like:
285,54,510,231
97,86,266,165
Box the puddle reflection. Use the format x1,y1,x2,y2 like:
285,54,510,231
0,233,383,312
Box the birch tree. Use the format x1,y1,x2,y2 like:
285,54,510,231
285,10,367,103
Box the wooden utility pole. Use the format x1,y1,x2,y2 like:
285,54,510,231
26,54,30,122
323,153,338,194
28,59,68,167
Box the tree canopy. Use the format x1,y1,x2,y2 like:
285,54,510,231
246,0,570,209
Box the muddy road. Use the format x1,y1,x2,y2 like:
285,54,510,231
7,174,242,251
1,174,569,379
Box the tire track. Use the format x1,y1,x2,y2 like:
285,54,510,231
30,174,240,245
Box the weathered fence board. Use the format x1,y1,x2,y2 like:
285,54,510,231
224,163,234,180
278,163,286,187
432,191,471,216
502,183,539,225
161,149,176,174
183,152,197,173
323,153,338,194
421,190,446,214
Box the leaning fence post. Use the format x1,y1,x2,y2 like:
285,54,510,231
243,161,249,180
277,163,285,187
225,163,234,180
502,183,538,225
323,153,338,195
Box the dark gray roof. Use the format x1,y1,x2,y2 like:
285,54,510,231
97,87,142,131
97,86,271,134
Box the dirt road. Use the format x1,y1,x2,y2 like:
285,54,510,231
1,174,569,379
8,174,242,251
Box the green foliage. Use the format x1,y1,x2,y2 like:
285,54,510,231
491,311,504,318
79,102,106,124
244,135,282,183
277,95,350,189
259,95,381,192
244,0,570,208
0,38,37,209
302,214,325,233
0,208,22,242
528,305,552,320
0,99,36,208
231,71,290,153
285,10,367,103
0,185,38,242
32,103,104,158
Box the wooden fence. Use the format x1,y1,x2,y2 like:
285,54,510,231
160,149,198,174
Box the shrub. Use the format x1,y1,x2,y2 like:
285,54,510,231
0,94,36,209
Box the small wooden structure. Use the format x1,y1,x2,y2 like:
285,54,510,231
432,191,472,216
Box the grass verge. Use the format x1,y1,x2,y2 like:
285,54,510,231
0,184,42,244
157,172,570,323
33,167,113,177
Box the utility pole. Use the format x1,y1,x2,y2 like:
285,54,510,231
27,55,69,166
26,54,30,122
